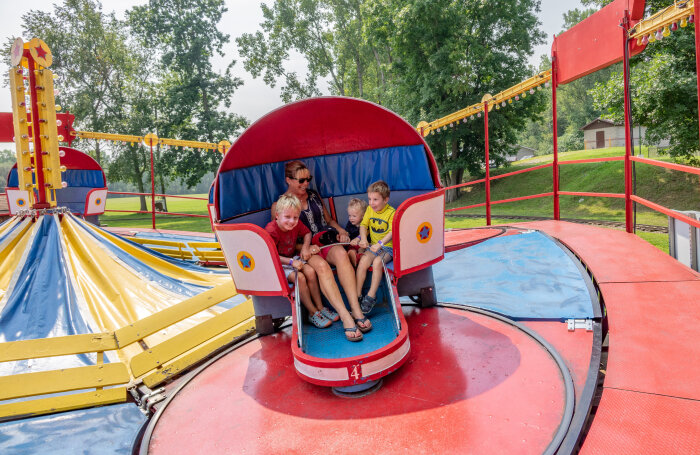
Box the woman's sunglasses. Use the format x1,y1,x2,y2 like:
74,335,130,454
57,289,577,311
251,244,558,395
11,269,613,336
292,176,313,184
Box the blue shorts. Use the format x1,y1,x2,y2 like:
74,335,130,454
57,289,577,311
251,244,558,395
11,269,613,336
368,245,393,261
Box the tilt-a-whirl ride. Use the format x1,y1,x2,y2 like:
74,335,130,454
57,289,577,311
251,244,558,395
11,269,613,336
2,0,700,453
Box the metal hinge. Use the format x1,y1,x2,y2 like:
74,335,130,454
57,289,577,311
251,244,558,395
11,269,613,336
567,318,593,332
130,386,167,416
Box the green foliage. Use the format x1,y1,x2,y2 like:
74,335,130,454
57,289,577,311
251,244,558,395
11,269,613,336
128,0,248,188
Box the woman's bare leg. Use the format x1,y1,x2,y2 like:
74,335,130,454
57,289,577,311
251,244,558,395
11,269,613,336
307,255,361,339
326,245,370,330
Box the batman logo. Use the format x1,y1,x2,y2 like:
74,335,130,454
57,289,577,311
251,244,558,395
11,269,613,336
370,218,389,234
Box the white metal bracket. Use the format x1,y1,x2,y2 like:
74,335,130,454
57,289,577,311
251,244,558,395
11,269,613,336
567,318,593,332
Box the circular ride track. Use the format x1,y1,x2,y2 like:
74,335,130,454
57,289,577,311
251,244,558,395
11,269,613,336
141,227,600,455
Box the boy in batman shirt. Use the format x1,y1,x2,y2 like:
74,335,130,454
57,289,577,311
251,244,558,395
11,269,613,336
352,180,394,314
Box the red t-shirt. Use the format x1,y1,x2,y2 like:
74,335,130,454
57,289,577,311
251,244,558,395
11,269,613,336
265,220,311,257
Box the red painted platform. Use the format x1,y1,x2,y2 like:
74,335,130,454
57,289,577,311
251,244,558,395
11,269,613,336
148,306,568,454
513,221,700,453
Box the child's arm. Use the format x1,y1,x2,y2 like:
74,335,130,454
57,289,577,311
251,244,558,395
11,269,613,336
359,225,369,249
299,232,318,260
370,232,392,252
280,255,304,270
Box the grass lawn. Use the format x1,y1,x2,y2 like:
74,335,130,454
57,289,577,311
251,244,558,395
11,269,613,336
101,194,212,232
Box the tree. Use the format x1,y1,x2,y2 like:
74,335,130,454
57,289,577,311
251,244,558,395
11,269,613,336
365,0,547,201
237,0,385,103
241,0,547,202
589,0,700,164
128,0,248,188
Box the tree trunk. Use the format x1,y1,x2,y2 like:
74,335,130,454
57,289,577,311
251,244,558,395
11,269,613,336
134,157,147,211
445,137,463,204
94,140,101,166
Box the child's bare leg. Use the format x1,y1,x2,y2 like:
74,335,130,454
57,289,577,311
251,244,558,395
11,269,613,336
307,255,361,338
348,250,357,267
301,264,324,311
290,273,316,315
355,253,373,296
366,255,385,298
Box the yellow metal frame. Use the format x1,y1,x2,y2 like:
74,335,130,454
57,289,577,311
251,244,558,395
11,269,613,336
0,283,255,421
416,70,551,136
629,1,694,41
73,131,231,153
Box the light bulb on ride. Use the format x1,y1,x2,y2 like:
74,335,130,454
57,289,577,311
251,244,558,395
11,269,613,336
58,150,65,157
689,14,695,24
671,22,678,31
681,17,688,28
649,33,656,43
61,181,68,188
655,29,663,41
501,101,506,107
530,89,535,95
662,26,670,37
57,135,64,142
55,105,61,111
642,34,649,45
56,120,62,127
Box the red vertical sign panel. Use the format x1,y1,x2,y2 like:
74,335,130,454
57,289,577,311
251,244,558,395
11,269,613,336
554,0,646,86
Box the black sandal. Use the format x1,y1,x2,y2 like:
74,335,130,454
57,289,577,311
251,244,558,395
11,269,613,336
344,325,363,341
354,317,372,333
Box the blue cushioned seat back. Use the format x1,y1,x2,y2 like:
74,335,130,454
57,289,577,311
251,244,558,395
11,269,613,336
217,145,435,223
221,209,272,228
7,168,104,188
331,190,432,228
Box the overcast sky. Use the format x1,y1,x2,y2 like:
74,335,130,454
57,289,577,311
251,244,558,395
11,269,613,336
0,0,583,132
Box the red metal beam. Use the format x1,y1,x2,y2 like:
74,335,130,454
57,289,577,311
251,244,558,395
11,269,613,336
559,156,625,164
484,101,491,226
442,178,486,191
559,191,625,199
552,51,560,220
631,195,700,229
490,192,554,205
622,10,634,233
445,202,487,212
630,156,700,175
489,163,553,181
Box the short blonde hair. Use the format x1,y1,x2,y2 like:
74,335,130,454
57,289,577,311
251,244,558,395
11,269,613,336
284,160,308,179
348,197,368,213
275,194,301,214
368,180,390,199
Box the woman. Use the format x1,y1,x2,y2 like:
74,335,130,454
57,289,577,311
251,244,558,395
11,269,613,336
272,160,371,340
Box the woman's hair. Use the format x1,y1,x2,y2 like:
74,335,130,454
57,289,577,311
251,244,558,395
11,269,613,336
275,194,302,213
348,197,368,213
368,180,390,198
285,160,308,179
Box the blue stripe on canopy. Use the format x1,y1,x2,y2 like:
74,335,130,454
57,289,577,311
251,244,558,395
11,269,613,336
8,168,104,188
217,145,434,221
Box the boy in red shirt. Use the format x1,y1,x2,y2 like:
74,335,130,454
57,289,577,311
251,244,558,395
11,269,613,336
265,194,338,328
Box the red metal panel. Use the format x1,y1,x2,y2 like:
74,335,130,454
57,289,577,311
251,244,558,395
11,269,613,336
580,388,700,454
148,307,567,454
554,0,646,85
600,281,700,400
0,112,75,144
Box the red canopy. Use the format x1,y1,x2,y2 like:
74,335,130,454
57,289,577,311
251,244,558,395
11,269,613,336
218,96,440,182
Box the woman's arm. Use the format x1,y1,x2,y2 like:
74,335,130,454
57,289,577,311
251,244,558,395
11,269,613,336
321,201,349,241
270,202,277,221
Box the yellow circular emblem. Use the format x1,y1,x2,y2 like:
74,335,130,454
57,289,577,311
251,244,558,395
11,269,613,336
95,198,102,206
28,38,52,68
16,198,26,207
237,251,255,272
416,222,432,243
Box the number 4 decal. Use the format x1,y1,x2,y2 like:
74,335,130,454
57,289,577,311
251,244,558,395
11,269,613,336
349,364,361,380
